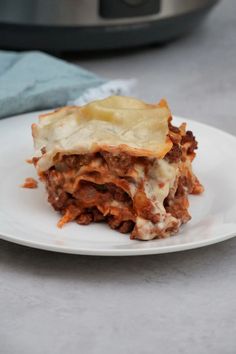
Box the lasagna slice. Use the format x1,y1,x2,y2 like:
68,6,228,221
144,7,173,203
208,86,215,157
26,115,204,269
32,96,203,240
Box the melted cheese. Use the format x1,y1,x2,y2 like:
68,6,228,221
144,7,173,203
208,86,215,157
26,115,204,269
144,159,178,213
133,160,179,239
32,96,173,172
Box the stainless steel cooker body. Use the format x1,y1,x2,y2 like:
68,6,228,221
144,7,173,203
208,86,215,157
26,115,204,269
0,0,219,50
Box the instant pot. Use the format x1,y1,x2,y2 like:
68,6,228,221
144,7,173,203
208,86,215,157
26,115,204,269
0,0,219,51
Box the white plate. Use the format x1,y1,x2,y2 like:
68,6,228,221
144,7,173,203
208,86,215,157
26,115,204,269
0,111,236,256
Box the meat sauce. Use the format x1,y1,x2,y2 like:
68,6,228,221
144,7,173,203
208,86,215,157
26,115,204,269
40,126,201,239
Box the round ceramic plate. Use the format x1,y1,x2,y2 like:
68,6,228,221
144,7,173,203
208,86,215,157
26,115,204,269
0,111,236,256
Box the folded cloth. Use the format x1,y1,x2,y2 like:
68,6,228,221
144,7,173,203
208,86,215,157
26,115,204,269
0,50,134,119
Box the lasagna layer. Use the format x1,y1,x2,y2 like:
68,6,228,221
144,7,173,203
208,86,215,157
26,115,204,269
32,96,173,172
32,96,203,240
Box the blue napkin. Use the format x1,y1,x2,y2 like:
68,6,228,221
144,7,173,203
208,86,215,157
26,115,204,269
0,51,108,119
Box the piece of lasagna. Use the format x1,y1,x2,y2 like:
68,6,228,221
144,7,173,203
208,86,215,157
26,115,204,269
31,96,203,240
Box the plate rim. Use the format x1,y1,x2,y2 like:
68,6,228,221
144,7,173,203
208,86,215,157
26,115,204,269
0,228,236,256
1,110,236,256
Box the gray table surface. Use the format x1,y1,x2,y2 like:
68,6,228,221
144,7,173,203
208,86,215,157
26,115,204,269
1,1,236,353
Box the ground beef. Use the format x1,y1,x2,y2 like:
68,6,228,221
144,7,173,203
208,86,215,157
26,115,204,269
106,183,130,203
73,181,132,208
45,163,134,215
90,207,105,222
168,124,198,158
107,216,134,234
175,176,188,197
75,207,105,226
101,151,134,175
168,122,180,134
73,183,111,207
41,146,199,238
107,215,121,229
168,122,182,144
47,169,65,187
47,189,70,211
63,154,93,169
164,175,191,225
181,131,198,154
76,213,93,225
117,220,135,233
165,144,182,163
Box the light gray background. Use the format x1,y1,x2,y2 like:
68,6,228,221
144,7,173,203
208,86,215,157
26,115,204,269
1,0,236,353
